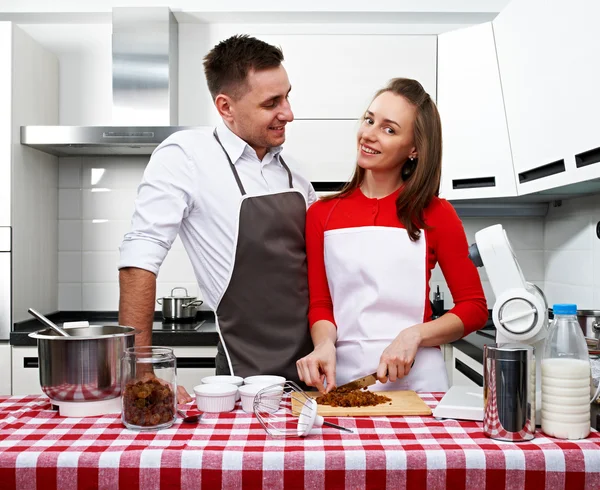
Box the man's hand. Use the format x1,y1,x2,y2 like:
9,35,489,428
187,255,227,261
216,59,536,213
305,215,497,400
377,324,422,384
177,385,194,404
296,338,337,394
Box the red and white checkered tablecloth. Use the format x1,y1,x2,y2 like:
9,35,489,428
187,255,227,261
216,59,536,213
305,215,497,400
0,393,599,490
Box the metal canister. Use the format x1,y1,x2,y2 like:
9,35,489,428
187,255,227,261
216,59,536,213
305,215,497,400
483,344,535,441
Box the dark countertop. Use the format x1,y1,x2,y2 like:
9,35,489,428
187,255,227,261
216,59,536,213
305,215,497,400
11,311,219,347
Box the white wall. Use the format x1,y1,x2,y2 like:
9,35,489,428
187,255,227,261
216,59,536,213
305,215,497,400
543,193,600,309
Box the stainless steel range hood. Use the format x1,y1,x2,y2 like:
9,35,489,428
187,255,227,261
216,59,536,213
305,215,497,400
21,7,196,157
21,125,189,156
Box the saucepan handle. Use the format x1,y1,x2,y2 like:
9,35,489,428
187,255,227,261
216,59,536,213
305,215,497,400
182,300,204,309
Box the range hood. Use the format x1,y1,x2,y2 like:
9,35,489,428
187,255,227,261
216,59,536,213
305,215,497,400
21,7,196,156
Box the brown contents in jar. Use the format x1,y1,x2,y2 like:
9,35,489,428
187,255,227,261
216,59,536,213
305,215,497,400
316,385,391,408
123,377,175,427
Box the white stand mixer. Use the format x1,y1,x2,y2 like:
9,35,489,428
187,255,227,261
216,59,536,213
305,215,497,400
433,224,549,423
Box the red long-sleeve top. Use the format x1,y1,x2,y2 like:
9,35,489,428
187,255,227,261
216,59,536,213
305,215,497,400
306,188,488,336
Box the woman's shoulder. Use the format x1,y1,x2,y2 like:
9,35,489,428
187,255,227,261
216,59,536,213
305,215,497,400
424,196,461,226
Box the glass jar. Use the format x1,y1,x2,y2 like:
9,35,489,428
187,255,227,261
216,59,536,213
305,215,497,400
541,303,591,439
121,346,177,430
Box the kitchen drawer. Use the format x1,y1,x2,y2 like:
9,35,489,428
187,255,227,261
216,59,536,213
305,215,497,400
11,346,43,396
171,346,217,394
451,346,483,389
0,342,11,395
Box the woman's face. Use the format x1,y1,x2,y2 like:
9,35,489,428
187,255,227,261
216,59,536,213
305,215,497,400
356,91,418,174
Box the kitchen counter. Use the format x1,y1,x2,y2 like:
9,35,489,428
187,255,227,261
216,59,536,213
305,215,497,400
1,393,599,489
10,311,219,347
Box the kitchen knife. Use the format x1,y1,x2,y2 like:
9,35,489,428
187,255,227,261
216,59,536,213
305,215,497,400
335,372,378,392
335,361,416,392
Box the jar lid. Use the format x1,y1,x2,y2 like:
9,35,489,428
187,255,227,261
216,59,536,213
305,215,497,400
553,303,577,315
484,343,534,362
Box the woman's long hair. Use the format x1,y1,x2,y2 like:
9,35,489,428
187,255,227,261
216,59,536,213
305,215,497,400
322,78,442,242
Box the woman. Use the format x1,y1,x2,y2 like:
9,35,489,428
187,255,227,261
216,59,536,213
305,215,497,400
296,78,488,393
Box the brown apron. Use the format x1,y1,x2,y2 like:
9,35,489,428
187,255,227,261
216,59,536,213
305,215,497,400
213,129,313,383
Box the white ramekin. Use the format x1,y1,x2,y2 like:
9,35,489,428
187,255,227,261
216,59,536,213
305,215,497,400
202,375,244,400
193,383,238,413
238,383,272,413
243,375,286,386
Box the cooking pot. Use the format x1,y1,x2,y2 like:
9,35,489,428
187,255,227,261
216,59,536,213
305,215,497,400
157,287,203,321
577,310,600,340
28,325,137,402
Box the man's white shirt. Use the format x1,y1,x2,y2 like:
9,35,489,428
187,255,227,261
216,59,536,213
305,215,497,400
118,122,316,309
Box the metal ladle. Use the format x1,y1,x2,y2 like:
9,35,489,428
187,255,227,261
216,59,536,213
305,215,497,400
28,308,70,337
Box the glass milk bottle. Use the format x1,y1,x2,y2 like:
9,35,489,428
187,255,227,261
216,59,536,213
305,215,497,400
541,304,591,439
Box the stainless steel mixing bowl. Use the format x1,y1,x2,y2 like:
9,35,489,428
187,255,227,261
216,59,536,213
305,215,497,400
29,325,137,402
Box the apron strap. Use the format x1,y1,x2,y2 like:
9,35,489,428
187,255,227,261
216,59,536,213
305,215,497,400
213,128,295,193
278,156,294,189
213,128,246,196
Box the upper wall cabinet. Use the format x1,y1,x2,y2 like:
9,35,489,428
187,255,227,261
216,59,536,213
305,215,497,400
284,120,358,183
253,35,437,119
437,22,517,200
494,0,600,195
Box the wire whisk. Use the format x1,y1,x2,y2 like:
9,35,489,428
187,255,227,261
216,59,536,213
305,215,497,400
253,380,353,437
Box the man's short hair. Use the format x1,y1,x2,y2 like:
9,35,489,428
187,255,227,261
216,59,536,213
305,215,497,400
203,34,284,100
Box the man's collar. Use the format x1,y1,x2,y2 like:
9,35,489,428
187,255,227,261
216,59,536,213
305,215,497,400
216,122,283,164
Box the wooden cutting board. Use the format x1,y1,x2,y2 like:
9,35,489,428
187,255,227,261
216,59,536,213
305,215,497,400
293,390,432,417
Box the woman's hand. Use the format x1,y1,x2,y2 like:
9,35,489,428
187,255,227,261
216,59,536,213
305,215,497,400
296,339,337,394
377,325,423,383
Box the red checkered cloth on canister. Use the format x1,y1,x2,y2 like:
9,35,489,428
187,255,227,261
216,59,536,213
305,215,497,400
43,382,122,402
483,363,535,441
0,393,599,490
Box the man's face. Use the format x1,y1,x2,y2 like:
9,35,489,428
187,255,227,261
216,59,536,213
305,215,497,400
227,65,294,159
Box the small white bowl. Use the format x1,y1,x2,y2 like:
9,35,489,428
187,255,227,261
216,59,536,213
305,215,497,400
202,375,244,400
193,383,238,413
243,375,286,386
238,383,272,413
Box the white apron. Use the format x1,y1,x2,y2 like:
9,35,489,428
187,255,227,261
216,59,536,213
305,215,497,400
324,226,449,392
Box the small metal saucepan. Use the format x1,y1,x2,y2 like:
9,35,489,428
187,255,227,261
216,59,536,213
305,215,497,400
577,310,600,340
157,287,203,321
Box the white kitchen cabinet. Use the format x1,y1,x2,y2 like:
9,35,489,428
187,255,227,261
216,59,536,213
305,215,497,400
11,346,44,396
0,343,11,395
437,22,517,200
284,120,358,182
493,0,600,195
451,347,483,389
255,34,437,119
0,23,11,226
171,346,217,395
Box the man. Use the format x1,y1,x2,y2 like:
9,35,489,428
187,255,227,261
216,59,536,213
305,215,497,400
118,35,316,403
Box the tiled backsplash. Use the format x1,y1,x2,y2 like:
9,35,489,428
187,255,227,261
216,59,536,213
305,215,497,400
58,156,548,313
58,157,201,312
543,193,600,309
429,217,545,312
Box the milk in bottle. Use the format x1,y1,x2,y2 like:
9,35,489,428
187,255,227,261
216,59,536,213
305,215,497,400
541,304,591,440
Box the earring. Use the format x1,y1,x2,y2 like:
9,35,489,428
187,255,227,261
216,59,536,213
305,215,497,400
409,157,415,162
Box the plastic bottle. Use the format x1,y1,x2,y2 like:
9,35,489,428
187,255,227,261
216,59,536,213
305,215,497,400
541,303,591,439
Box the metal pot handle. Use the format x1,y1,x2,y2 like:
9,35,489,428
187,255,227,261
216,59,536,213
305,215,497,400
171,287,189,297
156,298,163,305
593,321,600,332
182,299,204,309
